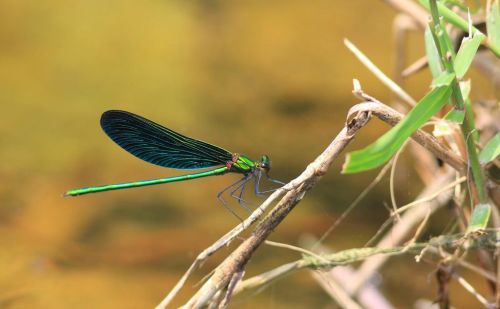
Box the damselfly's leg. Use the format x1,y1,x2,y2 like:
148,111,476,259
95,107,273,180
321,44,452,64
254,171,264,196
229,174,254,212
217,176,251,220
266,173,286,185
254,171,285,195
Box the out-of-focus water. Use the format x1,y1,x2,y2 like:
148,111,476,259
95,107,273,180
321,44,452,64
0,1,492,308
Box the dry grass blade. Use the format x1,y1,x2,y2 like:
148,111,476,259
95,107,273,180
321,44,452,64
344,38,417,106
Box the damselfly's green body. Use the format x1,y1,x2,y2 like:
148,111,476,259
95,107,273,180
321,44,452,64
65,111,282,207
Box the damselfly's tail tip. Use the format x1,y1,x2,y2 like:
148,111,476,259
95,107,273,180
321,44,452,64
63,191,75,197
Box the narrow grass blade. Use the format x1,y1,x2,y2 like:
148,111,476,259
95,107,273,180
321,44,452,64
425,25,444,78
487,0,500,47
479,133,500,164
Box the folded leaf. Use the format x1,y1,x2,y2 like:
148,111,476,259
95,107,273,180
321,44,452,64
467,203,491,232
454,32,485,78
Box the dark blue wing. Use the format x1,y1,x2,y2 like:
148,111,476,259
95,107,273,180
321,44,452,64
100,110,233,170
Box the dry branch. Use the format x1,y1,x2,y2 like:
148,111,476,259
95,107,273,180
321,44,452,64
181,105,372,308
156,98,469,308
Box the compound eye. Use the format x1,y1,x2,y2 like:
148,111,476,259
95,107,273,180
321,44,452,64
260,155,271,170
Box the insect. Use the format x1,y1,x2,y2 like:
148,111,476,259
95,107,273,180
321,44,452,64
65,110,283,214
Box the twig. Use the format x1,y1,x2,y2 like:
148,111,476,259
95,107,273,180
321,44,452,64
389,139,410,221
232,260,305,295
402,205,431,252
393,14,419,85
218,270,245,309
427,246,497,282
306,238,395,309
454,274,490,306
264,240,329,263
436,263,452,309
392,176,466,215
155,186,286,308
401,56,429,77
314,160,393,248
383,0,429,28
181,107,372,308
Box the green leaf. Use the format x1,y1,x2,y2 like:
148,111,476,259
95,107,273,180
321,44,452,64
459,80,471,100
343,72,454,173
467,203,491,232
479,133,500,164
431,71,455,87
425,26,444,78
454,31,485,78
487,0,500,48
444,108,465,123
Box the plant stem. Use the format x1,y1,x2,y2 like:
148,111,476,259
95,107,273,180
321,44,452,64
428,0,488,204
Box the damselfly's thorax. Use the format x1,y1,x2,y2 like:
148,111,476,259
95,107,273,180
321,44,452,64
228,153,271,174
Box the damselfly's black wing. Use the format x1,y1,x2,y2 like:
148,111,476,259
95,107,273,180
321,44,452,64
100,110,233,170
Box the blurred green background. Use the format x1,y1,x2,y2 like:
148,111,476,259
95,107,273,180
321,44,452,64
0,1,494,308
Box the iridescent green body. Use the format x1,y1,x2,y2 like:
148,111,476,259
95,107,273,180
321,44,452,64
65,166,229,196
64,110,276,198
230,154,257,173
65,154,267,196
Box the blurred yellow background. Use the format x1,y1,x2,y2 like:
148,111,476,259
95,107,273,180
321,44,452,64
1,1,493,308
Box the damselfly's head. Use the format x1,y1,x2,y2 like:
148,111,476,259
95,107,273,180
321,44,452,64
258,154,271,172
